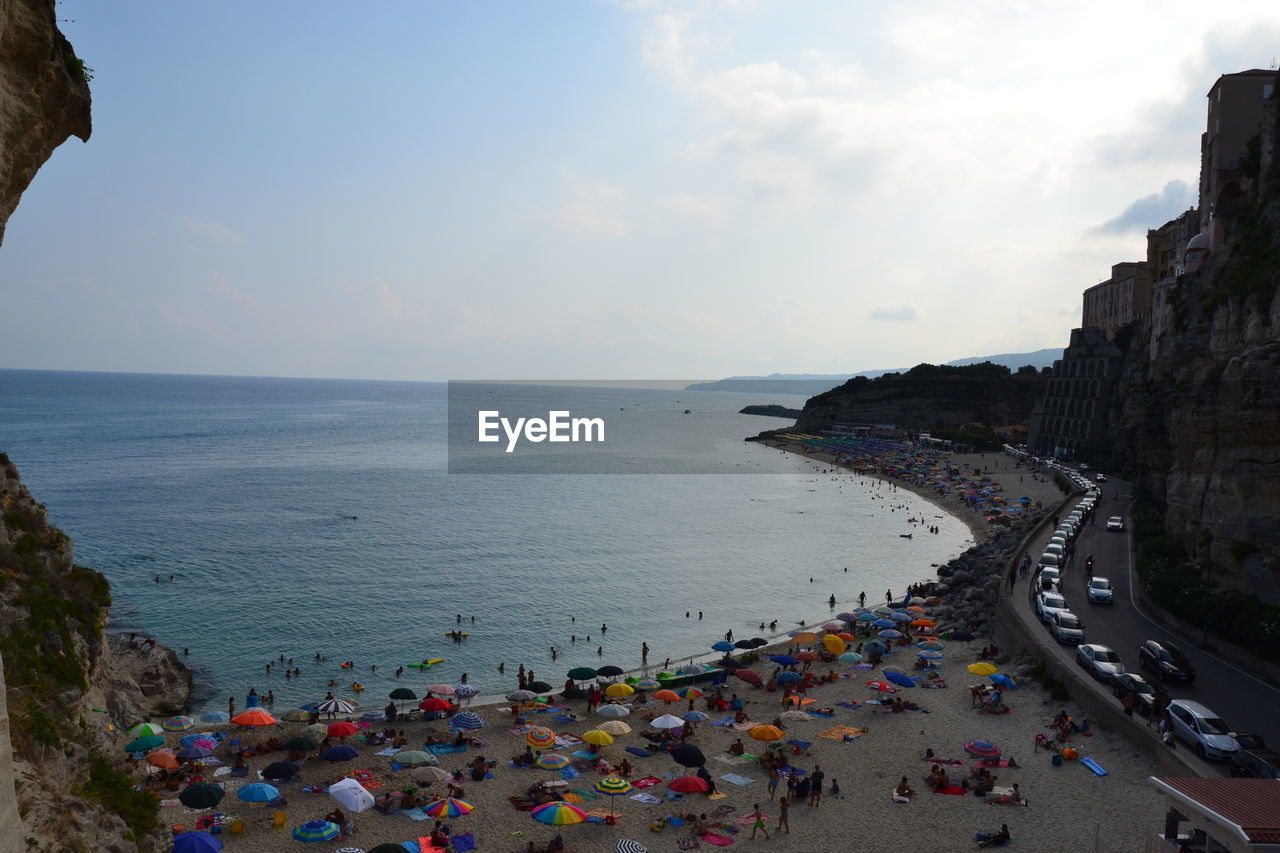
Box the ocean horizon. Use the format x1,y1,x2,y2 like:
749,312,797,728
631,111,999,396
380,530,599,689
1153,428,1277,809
0,369,972,711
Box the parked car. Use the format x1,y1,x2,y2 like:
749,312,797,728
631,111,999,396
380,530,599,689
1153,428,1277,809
1049,535,1068,550
1087,577,1114,604
1095,473,1108,482
1052,611,1085,644
1167,699,1240,760
1076,643,1123,680
1044,543,1065,559
1037,566,1061,591
1231,748,1280,779
1036,591,1068,623
1139,639,1196,684
1038,552,1061,570
1106,516,1125,531
1112,672,1166,716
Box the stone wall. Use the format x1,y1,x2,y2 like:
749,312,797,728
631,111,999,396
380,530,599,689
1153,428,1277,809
0,652,25,852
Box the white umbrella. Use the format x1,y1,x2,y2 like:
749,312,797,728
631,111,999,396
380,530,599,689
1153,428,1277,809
317,697,356,715
328,777,374,813
411,765,450,784
597,704,630,719
650,714,685,730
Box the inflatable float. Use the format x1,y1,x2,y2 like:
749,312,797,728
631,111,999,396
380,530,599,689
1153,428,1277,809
444,632,470,638
407,658,446,669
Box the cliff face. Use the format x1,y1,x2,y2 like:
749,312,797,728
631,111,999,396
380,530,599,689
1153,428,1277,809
793,362,1047,434
0,0,92,245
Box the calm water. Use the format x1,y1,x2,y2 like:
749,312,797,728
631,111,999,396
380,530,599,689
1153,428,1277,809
0,370,971,710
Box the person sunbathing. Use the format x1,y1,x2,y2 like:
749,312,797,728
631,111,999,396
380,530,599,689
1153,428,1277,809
733,709,749,724
896,776,917,798
925,766,948,790
729,738,745,755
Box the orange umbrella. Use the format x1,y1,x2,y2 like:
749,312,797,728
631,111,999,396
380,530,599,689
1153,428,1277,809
906,605,927,613
836,632,855,642
790,632,818,645
652,689,680,703
146,749,180,769
795,651,819,662
232,710,276,727
911,619,936,628
748,725,784,742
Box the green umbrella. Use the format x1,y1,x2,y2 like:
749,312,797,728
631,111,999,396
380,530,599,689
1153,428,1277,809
392,750,433,767
390,687,417,700
567,667,598,681
125,735,165,753
128,722,164,738
282,736,318,752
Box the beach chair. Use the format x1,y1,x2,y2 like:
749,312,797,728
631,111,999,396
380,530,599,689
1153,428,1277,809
272,811,286,829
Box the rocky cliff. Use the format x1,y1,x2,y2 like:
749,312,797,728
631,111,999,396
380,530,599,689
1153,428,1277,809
0,0,92,245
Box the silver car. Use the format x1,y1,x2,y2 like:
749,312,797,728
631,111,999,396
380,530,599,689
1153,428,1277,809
1077,643,1123,681
1168,699,1241,760
1037,591,1068,623
1052,611,1085,645
1087,577,1114,604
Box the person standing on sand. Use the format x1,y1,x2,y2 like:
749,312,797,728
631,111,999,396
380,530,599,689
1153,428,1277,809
749,804,770,839
767,766,780,799
777,795,791,833
642,642,649,662
859,591,866,606
808,764,824,806
886,589,892,605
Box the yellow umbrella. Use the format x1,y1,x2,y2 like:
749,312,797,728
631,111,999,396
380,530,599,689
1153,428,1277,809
604,682,635,698
581,729,615,746
598,720,631,736
790,632,818,645
967,662,998,676
822,634,845,655
748,724,784,742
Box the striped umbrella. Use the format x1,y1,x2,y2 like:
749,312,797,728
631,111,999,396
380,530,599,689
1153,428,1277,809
676,686,704,700
360,710,386,722
231,709,276,727
424,797,475,818
597,704,630,719
392,750,433,767
964,739,1001,759
598,720,631,736
450,711,485,731
292,820,340,842
682,711,709,722
162,715,195,732
594,776,633,815
535,753,570,769
281,709,312,722
634,678,661,690
605,683,635,698
199,711,230,724
531,801,587,826
917,641,945,651
179,735,217,750
616,839,648,853
317,698,356,715
582,729,614,746
128,722,163,738
411,765,450,784
526,726,557,748
917,650,945,661
454,685,479,698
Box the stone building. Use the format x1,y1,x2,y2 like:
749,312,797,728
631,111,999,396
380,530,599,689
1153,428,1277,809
1081,261,1151,341
1146,207,1201,361
1199,69,1275,246
1026,328,1123,459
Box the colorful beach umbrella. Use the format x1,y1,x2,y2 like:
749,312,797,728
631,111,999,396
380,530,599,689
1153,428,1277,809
525,726,557,748
967,662,998,676
963,739,1000,759
536,753,571,769
917,641,945,651
873,618,896,629
392,750,433,767
989,673,1017,690
291,820,340,842
425,797,476,818
450,711,485,730
676,686,704,700
791,632,818,645
748,725,783,741
163,715,195,732
599,720,632,736
682,710,709,722
634,678,661,690
769,654,800,666
594,776,633,815
917,650,945,661
822,620,845,631
317,697,356,715
597,704,630,719
327,721,358,738
128,722,163,738
794,651,819,662
180,735,217,750
231,709,276,727
531,801,586,826
885,671,916,688
605,682,635,698
911,618,936,628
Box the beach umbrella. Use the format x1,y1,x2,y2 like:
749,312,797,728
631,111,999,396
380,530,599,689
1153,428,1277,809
425,797,476,818
967,662,998,676
329,777,375,813
837,652,863,663
963,739,1000,759
682,711,709,723
262,761,301,781
507,689,537,702
605,682,635,698
162,715,195,732
594,776,633,815
917,650,945,661
536,753,571,769
597,704,630,719
907,605,927,614
450,711,484,730
822,634,845,655
419,697,452,712
567,666,598,681
856,612,877,622
634,678,661,690
128,722,164,738
873,619,896,629
776,671,802,685
874,606,893,615
281,709,312,722
878,629,903,639
677,686,704,700
917,641,944,651
171,832,223,853
890,611,913,623
327,721,358,738
147,750,180,769
360,710,385,722
526,680,553,693
175,745,214,760
178,782,226,810
734,669,762,684
282,736,318,752
455,685,479,698
748,725,783,742
179,735,217,750
911,619,936,628
909,596,926,605
711,641,735,652
668,775,709,793
822,620,845,631
652,689,680,703
837,632,855,642
526,727,557,748
864,681,896,693
989,673,1017,690
597,665,625,677
561,686,586,701
615,841,647,853
231,709,275,727
531,801,586,826
749,638,769,647
836,612,858,622
392,750,433,767
322,745,358,762
428,684,457,696
669,744,706,767
599,720,632,736
390,687,417,700
779,710,812,722
582,729,615,746
236,782,280,803
651,714,686,730
292,820,340,843
769,654,800,666
411,766,450,784
124,735,165,753
795,651,819,662
791,632,818,645
301,723,328,743
733,639,755,649
885,671,916,688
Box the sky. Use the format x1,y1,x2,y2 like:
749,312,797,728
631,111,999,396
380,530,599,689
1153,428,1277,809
2,0,1278,381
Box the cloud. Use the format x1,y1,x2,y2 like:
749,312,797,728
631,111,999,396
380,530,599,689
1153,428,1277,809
182,217,245,246
669,191,729,225
869,304,918,322
1091,179,1192,235
550,177,631,236
208,272,256,308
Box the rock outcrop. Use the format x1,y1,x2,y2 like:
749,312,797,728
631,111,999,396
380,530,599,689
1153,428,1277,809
0,0,92,245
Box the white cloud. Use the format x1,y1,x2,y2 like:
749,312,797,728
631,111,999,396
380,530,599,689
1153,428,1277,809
182,217,245,247
669,191,729,225
869,304,918,323
208,272,256,308
550,177,631,236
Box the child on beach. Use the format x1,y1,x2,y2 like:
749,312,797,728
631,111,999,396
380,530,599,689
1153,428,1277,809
830,777,841,799
749,804,770,839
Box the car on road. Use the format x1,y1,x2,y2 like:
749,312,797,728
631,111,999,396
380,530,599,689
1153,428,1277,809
1076,643,1123,680
1052,611,1085,644
1096,473,1108,482
1231,748,1280,779
1167,699,1241,760
1038,552,1061,570
1044,543,1065,559
1106,516,1125,531
1139,639,1196,684
1037,566,1061,591
1036,591,1068,623
1112,672,1166,716
1086,577,1114,604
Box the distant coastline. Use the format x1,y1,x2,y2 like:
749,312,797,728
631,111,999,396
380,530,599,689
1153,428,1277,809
739,404,802,419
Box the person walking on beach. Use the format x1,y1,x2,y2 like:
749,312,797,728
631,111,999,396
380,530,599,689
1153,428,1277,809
767,766,780,799
858,591,866,606
749,804,770,839
808,765,824,807
777,795,791,833
642,642,649,662
886,589,892,605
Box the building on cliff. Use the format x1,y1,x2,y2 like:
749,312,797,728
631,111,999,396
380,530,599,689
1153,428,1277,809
1198,69,1275,247
1026,328,1123,459
1147,208,1202,361
1081,261,1152,342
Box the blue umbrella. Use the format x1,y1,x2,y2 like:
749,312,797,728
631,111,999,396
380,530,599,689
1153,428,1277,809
292,820,340,842
878,629,903,639
769,654,800,666
299,702,320,712
873,618,896,629
172,831,223,853
776,671,803,684
322,744,358,762
179,734,216,749
862,640,887,654
890,611,913,622
450,711,485,731
198,711,229,724
175,745,214,760
712,641,735,652
989,673,1017,689
837,651,863,663
856,612,878,622
236,782,280,803
885,671,916,688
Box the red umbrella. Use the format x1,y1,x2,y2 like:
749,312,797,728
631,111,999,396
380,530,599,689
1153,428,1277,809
734,669,762,684
794,651,819,662
668,776,710,793
864,680,896,693
419,697,452,712
327,721,358,738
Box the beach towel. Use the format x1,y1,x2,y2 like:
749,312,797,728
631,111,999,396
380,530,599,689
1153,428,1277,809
625,747,653,758
730,722,758,731
836,702,861,710
571,749,596,760
808,711,835,717
735,813,770,825
629,792,662,804
301,785,329,793
508,797,535,811
559,767,580,780
427,744,467,755
711,718,734,727
786,740,812,751
932,786,967,796
553,715,576,725
719,773,754,786
561,792,583,803
399,807,432,821
507,725,534,737
700,833,734,846
631,776,662,789
818,726,868,741
567,787,599,801
376,747,399,756
972,759,1016,769
926,757,964,766
450,833,476,852
714,754,754,766
709,805,736,818
678,837,701,850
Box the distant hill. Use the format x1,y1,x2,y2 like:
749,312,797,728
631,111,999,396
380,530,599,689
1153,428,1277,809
685,349,1061,394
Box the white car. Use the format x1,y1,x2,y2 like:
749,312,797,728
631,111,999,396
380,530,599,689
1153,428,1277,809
1038,552,1061,570
1107,516,1125,531
1052,611,1086,644
1077,644,1124,681
1168,700,1241,760
1044,543,1065,559
1036,591,1068,623
1037,567,1061,591
1087,577,1114,604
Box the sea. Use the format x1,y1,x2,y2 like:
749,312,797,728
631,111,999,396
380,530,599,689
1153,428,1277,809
0,370,972,711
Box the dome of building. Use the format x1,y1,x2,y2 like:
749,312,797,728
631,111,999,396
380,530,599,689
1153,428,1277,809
1186,232,1210,252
